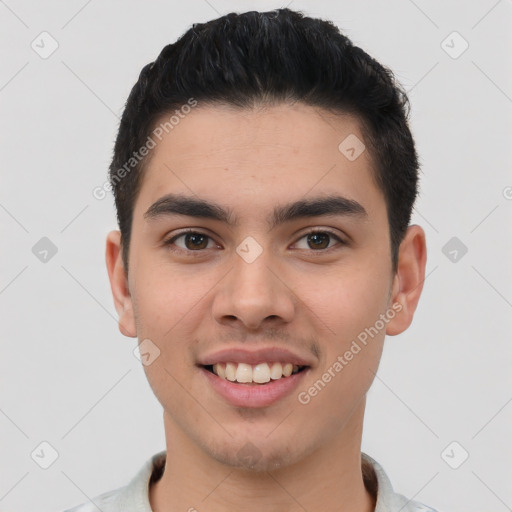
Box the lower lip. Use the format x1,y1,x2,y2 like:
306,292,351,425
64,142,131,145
199,366,310,408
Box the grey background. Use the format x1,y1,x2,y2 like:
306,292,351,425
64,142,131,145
1,1,511,511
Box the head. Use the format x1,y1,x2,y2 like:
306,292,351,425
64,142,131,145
106,8,426,471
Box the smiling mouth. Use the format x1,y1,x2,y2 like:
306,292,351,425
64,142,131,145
202,363,308,385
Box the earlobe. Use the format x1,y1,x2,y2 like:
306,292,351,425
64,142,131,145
386,225,427,336
105,230,137,338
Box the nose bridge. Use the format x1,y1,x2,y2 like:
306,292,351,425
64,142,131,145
212,237,295,327
233,244,274,295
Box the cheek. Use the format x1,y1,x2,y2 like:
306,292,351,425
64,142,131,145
131,268,201,414
300,260,392,340
131,259,205,334
298,256,390,415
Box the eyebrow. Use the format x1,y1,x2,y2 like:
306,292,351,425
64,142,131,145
144,193,367,230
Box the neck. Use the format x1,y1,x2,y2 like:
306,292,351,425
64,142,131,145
150,401,375,512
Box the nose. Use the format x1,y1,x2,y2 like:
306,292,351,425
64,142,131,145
211,246,296,331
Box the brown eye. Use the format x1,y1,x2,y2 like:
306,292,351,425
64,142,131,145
307,232,330,249
294,230,344,251
164,231,216,252
181,233,209,250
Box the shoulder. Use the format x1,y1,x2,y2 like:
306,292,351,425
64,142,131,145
60,450,166,512
62,486,124,512
389,492,441,512
361,452,441,512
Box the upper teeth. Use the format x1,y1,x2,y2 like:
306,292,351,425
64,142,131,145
213,362,301,383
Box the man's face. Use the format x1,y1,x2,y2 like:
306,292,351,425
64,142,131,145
118,102,401,470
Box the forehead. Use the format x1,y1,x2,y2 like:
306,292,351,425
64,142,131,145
149,102,368,166
135,102,384,222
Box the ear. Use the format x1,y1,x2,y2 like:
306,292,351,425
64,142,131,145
386,225,427,336
105,230,137,338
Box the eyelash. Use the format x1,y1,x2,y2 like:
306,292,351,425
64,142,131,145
162,228,346,255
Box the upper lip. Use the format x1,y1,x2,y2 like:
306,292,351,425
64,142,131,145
197,346,315,367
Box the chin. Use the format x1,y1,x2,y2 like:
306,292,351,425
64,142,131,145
204,436,309,473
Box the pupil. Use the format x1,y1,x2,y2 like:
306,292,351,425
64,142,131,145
186,233,207,249
309,233,329,249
